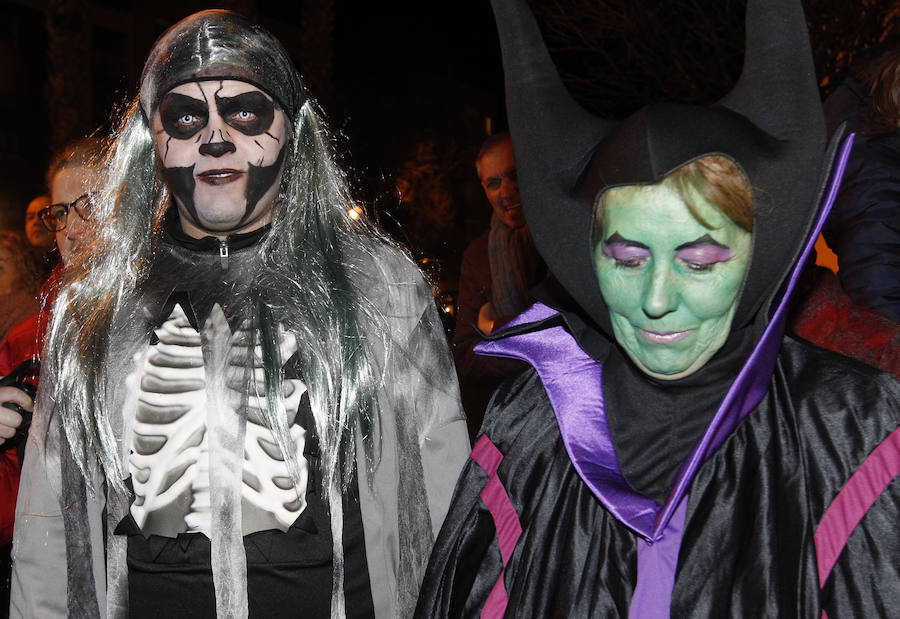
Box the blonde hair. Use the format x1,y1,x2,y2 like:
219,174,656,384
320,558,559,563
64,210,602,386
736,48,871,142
597,154,754,233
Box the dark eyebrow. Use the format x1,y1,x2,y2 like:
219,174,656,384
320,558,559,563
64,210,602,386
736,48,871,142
675,234,729,251
214,90,272,108
161,92,207,105
603,232,648,249
485,168,517,181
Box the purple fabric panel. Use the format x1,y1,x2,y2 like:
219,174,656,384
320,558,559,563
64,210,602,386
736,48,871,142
480,475,523,564
472,433,504,477
478,314,660,538
629,497,688,619
481,571,509,619
655,134,857,538
814,425,900,587
540,350,658,536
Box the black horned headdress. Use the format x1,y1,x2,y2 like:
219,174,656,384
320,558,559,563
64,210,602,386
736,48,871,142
490,0,841,333
140,10,305,121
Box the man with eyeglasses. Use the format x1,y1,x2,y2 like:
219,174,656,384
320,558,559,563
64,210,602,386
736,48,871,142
0,137,104,453
23,196,53,253
0,137,105,609
38,193,91,266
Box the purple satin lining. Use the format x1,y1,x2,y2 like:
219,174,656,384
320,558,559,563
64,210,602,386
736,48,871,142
479,302,660,538
475,134,856,544
629,497,688,619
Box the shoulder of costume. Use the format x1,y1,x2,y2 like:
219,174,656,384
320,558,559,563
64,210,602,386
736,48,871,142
346,240,435,327
762,335,900,513
778,334,900,419
475,302,592,364
477,366,563,461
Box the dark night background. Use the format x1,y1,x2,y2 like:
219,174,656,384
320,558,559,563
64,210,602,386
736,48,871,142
0,0,897,287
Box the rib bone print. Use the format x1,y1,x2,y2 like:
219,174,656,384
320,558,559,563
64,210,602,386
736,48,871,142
130,303,308,536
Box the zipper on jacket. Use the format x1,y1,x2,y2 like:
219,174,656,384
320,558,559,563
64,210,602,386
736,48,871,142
219,238,229,269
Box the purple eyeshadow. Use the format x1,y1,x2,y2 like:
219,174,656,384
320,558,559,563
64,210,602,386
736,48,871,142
602,242,650,261
676,245,732,265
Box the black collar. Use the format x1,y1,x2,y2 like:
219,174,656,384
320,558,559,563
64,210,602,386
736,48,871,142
162,206,271,252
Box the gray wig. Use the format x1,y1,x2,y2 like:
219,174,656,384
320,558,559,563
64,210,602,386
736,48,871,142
44,11,403,615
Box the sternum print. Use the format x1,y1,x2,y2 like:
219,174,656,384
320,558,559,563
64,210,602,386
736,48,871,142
130,304,212,535
129,303,310,537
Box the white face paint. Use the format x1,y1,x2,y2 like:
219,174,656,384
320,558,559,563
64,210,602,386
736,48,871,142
151,80,289,239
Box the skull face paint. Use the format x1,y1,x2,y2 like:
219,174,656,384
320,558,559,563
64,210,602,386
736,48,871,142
593,182,751,380
152,80,288,238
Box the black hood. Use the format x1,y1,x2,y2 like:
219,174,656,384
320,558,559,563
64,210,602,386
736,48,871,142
490,0,838,335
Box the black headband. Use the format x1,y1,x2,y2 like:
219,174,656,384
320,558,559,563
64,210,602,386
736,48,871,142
140,10,305,121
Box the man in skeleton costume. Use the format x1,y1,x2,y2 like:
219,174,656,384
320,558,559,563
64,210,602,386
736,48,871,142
10,11,469,619
416,0,900,616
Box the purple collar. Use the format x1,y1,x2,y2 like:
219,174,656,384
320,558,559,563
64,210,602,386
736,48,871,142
475,134,855,541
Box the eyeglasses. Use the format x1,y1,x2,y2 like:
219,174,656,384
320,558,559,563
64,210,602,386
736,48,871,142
39,194,92,232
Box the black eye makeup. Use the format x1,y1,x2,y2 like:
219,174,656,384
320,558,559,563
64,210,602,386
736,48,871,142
215,91,275,136
160,93,209,139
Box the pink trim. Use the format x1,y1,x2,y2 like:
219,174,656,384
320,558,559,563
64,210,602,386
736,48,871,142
472,434,504,476
481,475,523,563
481,570,509,619
471,435,524,618
815,426,900,587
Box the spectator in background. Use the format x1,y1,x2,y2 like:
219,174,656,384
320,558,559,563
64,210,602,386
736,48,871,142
23,196,58,283
0,229,41,616
824,48,900,322
39,139,99,267
452,133,546,439
0,231,39,344
789,260,900,378
0,137,105,389
0,138,105,569
0,138,105,609
23,196,53,252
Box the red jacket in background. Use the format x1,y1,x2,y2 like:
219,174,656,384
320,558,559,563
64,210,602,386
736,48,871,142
0,267,60,545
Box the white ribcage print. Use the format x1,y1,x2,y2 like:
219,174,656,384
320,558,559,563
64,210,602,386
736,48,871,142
130,303,309,537
234,323,309,533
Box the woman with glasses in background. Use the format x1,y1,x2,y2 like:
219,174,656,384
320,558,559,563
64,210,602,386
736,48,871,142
0,139,106,596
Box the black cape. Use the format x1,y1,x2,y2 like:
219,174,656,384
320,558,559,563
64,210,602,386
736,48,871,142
416,334,900,617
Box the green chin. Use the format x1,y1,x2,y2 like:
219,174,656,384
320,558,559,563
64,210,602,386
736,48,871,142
609,307,736,380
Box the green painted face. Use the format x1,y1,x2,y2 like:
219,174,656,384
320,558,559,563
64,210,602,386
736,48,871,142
593,182,752,380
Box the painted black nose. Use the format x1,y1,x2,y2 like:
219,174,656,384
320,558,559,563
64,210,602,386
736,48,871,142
199,141,237,157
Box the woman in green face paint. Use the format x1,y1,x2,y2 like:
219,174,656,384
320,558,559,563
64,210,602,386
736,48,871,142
417,0,900,616
594,156,753,379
